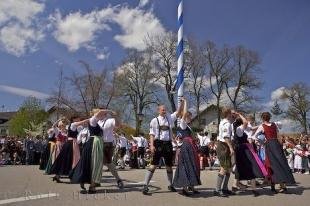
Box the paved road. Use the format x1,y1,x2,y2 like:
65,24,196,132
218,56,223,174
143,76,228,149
0,166,309,206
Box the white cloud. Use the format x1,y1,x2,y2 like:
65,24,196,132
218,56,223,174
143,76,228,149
0,0,45,56
51,9,113,51
138,0,150,8
265,86,289,108
113,6,165,50
0,85,50,99
51,5,165,52
0,23,44,56
271,87,286,101
0,0,44,26
275,118,298,134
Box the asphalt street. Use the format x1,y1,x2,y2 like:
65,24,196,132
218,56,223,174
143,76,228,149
0,166,309,206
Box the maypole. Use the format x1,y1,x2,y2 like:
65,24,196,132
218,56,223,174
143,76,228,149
176,0,184,109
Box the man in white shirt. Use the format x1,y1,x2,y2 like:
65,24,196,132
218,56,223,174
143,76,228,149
116,133,128,169
132,134,148,169
142,102,184,195
90,109,124,189
214,108,235,197
198,132,211,170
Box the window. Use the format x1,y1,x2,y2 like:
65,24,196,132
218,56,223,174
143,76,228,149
0,129,6,135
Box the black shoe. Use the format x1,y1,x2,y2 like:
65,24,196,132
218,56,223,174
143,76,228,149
192,190,200,194
223,190,236,195
271,186,278,194
142,185,149,195
213,190,228,197
80,183,86,190
189,187,200,194
168,185,177,192
252,190,260,197
52,176,61,183
117,180,124,189
181,189,191,196
80,189,88,194
88,188,97,194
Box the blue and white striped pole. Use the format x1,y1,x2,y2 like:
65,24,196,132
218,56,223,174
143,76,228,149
176,0,184,105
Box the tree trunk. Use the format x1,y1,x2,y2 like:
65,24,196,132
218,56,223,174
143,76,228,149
136,116,141,136
216,98,221,134
168,93,176,112
196,98,200,129
303,114,308,134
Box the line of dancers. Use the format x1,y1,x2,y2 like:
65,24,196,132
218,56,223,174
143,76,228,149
39,98,296,196
40,109,124,193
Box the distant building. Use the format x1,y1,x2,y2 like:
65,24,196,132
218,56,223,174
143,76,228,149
190,105,219,135
47,106,74,123
0,112,17,136
0,106,80,136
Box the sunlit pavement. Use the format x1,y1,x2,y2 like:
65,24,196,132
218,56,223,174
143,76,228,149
0,165,309,206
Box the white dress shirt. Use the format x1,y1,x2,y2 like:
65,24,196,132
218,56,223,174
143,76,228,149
118,136,128,148
133,136,147,147
90,116,116,143
149,112,177,141
77,128,90,144
217,118,232,142
198,134,211,146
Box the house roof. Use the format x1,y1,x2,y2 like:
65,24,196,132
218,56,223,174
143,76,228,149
191,104,218,123
0,112,17,125
0,112,17,119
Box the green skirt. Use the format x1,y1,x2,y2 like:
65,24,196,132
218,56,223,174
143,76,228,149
91,136,104,184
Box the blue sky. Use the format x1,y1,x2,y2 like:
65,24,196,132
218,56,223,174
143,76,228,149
0,0,309,112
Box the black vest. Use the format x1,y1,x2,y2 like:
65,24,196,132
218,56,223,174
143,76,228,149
68,123,78,139
89,123,102,136
233,123,248,145
177,125,192,138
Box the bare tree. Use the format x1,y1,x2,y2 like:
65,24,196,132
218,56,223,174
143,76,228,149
205,41,231,131
56,68,64,119
146,33,179,112
282,82,310,134
187,39,209,122
115,49,159,134
225,46,263,110
48,62,116,116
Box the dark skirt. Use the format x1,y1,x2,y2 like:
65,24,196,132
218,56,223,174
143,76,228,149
70,137,94,184
199,146,210,156
265,139,295,184
216,141,232,170
45,142,56,174
39,142,50,170
173,137,201,188
49,140,73,176
235,143,267,180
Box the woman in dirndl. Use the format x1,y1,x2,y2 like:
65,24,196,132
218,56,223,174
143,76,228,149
40,129,56,171
45,120,67,174
232,112,268,196
49,116,82,182
254,112,295,193
71,109,107,194
173,98,201,196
